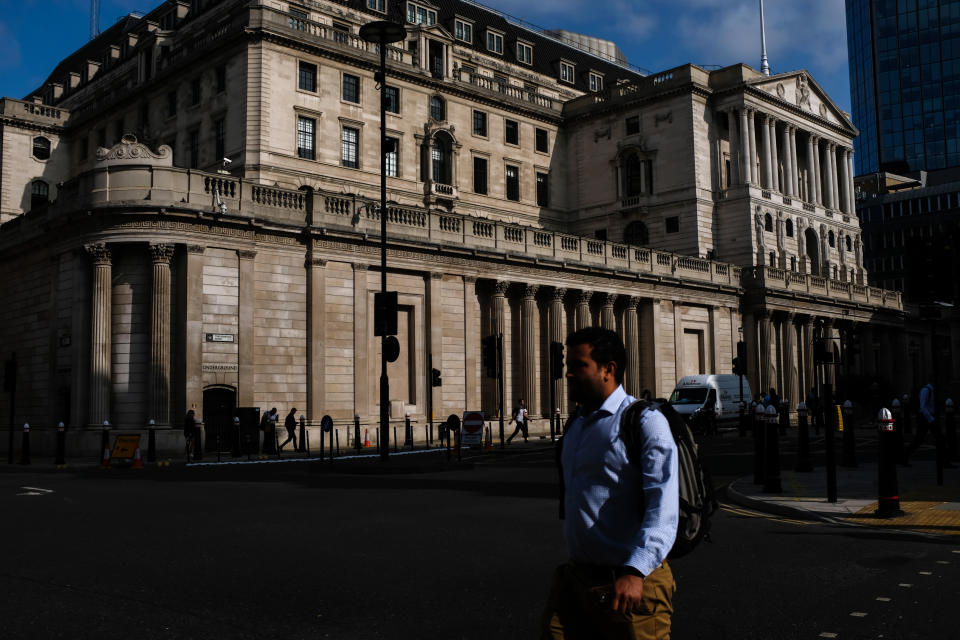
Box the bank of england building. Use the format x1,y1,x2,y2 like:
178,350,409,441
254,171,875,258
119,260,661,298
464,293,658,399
0,0,910,453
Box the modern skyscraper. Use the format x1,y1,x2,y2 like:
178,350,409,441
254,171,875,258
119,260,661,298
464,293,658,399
846,0,960,175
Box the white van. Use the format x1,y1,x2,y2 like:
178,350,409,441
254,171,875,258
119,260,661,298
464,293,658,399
668,374,752,425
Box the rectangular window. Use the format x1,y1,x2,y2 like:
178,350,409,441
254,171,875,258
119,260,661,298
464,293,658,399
505,119,519,145
341,126,359,168
516,42,533,65
487,31,503,54
367,0,385,12
385,136,398,177
191,78,201,105
407,2,436,26
189,130,200,168
535,128,548,153
297,116,316,160
559,61,575,84
215,65,226,93
214,118,225,160
455,19,473,43
472,110,487,137
167,90,177,117
626,115,639,135
384,86,400,114
536,172,549,207
298,61,317,92
505,164,519,201
589,72,603,92
332,22,349,45
342,74,359,103
474,157,488,195
665,216,679,233
289,7,307,30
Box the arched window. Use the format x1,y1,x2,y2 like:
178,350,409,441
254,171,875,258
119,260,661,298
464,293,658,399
785,219,794,237
623,221,649,246
30,180,49,210
764,213,773,232
32,137,51,160
828,230,836,247
429,95,445,121
845,236,852,251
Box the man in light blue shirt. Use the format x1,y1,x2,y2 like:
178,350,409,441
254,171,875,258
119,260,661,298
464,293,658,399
541,327,679,639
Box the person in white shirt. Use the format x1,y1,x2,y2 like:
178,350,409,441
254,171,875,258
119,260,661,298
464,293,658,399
507,399,529,443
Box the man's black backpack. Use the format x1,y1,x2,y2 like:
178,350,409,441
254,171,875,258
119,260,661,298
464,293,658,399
556,399,716,559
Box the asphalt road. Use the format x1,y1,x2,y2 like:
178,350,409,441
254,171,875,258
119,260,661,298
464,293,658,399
1,432,956,639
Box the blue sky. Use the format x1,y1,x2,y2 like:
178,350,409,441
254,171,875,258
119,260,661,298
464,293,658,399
0,0,853,112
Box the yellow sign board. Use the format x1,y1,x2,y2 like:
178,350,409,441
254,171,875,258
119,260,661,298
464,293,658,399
835,405,844,432
111,434,141,459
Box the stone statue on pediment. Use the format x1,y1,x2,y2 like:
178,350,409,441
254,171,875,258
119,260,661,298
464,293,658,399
796,75,812,110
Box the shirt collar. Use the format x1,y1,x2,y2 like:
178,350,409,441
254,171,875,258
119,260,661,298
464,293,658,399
581,385,627,420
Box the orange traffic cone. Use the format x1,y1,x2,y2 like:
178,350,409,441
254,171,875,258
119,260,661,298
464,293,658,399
363,428,370,448
100,445,112,469
131,447,143,469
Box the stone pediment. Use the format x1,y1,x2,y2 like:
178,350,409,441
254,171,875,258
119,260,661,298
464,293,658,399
95,134,173,167
748,71,855,133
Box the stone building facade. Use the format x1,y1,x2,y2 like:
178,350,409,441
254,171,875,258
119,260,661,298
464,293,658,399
0,0,905,454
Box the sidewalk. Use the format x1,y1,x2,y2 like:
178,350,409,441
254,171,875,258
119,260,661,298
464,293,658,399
726,452,960,538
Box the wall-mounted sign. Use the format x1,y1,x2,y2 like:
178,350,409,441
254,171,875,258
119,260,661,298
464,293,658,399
206,333,235,343
202,363,238,372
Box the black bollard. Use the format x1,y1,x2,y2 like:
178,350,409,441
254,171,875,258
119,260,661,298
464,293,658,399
231,417,241,457
19,423,31,465
393,426,398,453
763,407,781,493
354,414,361,452
752,403,765,485
795,404,813,472
779,404,788,436
738,401,747,438
195,423,204,461
824,384,837,503
100,423,111,464
335,429,340,457
147,420,157,463
841,401,857,467
54,422,66,466
946,400,958,463
445,420,451,461
404,414,412,448
305,430,310,458
299,415,306,453
875,408,903,517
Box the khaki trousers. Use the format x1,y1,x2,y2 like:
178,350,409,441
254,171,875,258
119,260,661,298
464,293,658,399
540,561,675,640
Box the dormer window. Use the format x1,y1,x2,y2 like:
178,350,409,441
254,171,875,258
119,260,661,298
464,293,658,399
31,180,49,210
454,18,473,43
32,137,51,160
516,41,533,65
367,0,386,13
589,71,604,92
559,60,575,84
407,2,436,26
486,29,504,54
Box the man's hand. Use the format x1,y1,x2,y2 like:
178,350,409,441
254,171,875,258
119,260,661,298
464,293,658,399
611,574,644,614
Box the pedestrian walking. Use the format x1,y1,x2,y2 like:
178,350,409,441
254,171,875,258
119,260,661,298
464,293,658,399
280,408,298,451
905,382,944,464
507,399,529,443
541,327,679,639
183,409,198,460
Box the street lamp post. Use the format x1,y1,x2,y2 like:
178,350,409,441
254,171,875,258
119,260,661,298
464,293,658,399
360,20,406,462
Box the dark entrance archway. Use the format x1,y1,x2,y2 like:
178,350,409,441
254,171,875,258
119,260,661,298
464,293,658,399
805,228,821,276
202,386,236,452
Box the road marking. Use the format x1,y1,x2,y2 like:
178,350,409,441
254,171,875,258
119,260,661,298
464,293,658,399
850,611,868,617
719,503,811,525
952,550,960,554
898,583,912,587
20,487,53,493
918,571,933,575
17,492,45,496
876,597,891,602
936,560,949,565
819,633,838,638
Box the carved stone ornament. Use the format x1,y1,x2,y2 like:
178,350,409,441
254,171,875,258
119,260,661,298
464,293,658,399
186,244,206,255
149,244,175,264
522,284,539,299
95,134,173,168
494,280,509,296
819,103,828,118
84,243,112,266
776,82,786,98
796,75,812,110
551,287,567,301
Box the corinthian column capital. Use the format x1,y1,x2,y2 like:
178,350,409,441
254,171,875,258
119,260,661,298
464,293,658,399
84,243,112,265
149,244,175,264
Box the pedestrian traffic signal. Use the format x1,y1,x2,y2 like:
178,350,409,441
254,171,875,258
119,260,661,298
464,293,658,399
732,356,744,377
550,341,565,380
736,340,746,362
481,335,497,378
431,367,442,387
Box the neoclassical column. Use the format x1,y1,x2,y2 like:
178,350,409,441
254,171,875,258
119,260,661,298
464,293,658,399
740,108,751,184
548,287,567,414
464,276,480,411
829,143,840,210
769,117,779,192
427,272,444,416
847,149,857,215
599,293,616,329
741,310,758,397
624,296,641,397
812,136,823,205
758,310,775,395
727,110,740,184
86,243,112,426
305,255,326,421
781,312,798,408
352,263,370,418
781,125,792,196
487,280,509,416
640,299,662,396
805,134,816,203
838,146,850,214
773,313,784,395
820,142,832,209
237,250,257,408
748,109,759,184
520,283,539,415
575,290,591,330
148,244,174,426
790,127,800,197
761,114,773,189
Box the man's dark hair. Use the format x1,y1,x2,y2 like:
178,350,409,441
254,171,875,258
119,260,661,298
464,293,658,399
566,326,626,383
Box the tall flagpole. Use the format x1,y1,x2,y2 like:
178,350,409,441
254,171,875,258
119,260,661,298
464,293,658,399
759,0,771,75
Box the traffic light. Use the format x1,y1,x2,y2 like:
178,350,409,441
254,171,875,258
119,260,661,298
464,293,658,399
431,367,442,387
550,341,565,380
732,356,743,377
481,335,497,378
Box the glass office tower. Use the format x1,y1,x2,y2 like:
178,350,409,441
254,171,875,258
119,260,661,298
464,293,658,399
846,0,960,175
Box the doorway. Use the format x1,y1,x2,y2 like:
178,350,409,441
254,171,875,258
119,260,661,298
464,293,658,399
202,386,236,452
